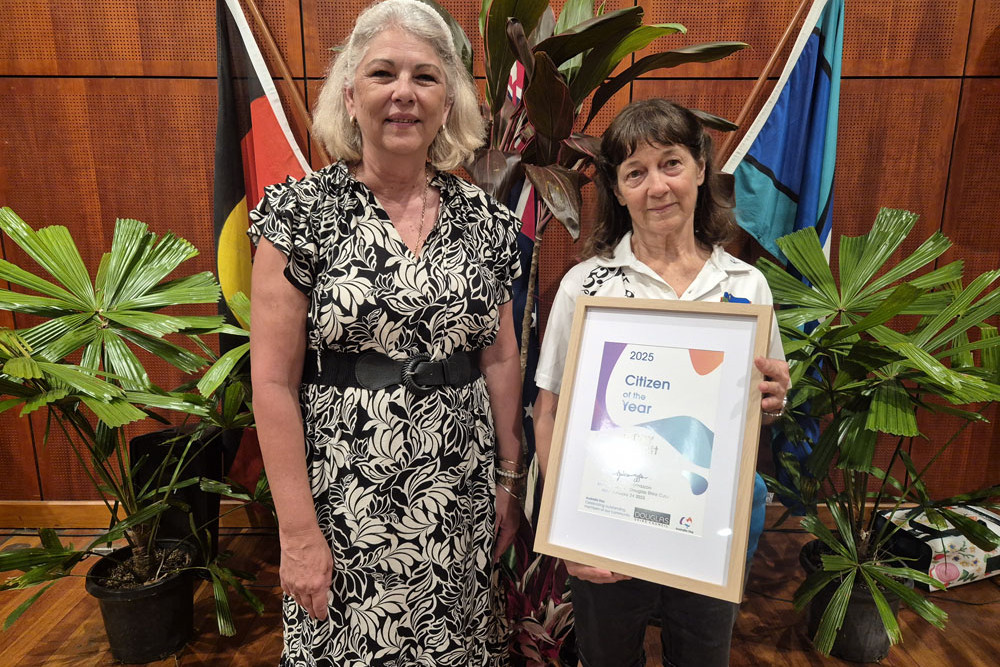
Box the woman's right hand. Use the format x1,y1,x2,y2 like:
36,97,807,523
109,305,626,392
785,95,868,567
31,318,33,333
279,525,334,620
564,559,631,584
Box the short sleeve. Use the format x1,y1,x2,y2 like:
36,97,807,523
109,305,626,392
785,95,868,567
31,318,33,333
492,207,523,304
534,271,579,394
247,179,318,295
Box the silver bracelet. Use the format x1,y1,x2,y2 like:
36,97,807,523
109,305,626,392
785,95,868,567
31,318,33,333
763,396,788,418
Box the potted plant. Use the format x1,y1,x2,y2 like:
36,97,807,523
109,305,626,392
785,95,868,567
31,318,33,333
0,208,263,662
757,207,1000,661
425,3,747,662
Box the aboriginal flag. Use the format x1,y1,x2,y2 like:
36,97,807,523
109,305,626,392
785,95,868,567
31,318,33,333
214,0,310,321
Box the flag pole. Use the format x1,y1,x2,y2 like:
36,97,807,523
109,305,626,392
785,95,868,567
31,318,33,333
243,0,332,166
718,0,815,163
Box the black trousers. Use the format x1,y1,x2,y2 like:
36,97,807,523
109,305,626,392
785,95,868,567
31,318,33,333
569,576,738,667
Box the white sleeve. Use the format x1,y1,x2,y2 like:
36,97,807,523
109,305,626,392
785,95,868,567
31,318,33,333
534,278,578,394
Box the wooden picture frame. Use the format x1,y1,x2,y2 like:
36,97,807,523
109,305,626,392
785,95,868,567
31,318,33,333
534,296,773,602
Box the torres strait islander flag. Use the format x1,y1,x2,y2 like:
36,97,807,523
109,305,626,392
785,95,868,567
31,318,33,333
722,0,844,263
214,0,310,318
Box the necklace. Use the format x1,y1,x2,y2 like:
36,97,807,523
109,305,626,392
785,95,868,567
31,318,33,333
414,166,432,252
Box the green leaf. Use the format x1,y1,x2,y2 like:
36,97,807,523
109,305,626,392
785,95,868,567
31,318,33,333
857,232,951,300
17,313,96,358
227,292,252,330
19,389,70,417
117,329,208,374
0,289,79,317
936,507,1000,551
0,210,96,308
535,6,642,68
866,566,948,628
838,411,880,469
830,284,924,342
197,343,250,397
758,257,835,310
570,21,686,106
776,228,839,304
80,396,147,428
119,273,221,310
523,52,575,141
97,217,153,306
585,42,746,127
3,356,43,379
813,569,856,655
102,331,151,390
104,311,191,337
35,362,123,401
3,583,56,630
523,164,584,240
0,259,85,307
124,391,209,417
867,381,919,437
858,569,902,645
838,208,918,302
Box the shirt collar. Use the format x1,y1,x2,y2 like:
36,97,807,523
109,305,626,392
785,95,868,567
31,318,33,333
595,232,752,297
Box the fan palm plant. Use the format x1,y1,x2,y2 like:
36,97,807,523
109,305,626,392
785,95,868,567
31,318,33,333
758,207,1000,656
0,207,261,635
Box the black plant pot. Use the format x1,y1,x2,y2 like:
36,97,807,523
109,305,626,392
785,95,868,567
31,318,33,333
85,542,195,664
129,426,229,559
800,540,907,663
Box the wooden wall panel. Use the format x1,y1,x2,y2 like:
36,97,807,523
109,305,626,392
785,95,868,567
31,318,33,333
0,0,302,77
942,78,1000,278
840,0,972,76
642,0,973,78
0,410,39,501
1,0,998,502
967,0,1000,75
638,0,804,79
831,78,959,261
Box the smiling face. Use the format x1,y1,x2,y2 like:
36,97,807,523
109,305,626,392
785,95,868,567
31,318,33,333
345,28,452,165
614,141,705,242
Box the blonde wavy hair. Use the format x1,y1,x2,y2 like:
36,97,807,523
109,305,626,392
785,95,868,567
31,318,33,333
311,0,484,171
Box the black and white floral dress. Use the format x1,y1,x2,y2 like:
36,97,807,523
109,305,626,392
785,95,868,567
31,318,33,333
249,162,519,666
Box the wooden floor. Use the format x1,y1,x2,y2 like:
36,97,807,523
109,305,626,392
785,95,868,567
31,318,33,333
2,528,998,666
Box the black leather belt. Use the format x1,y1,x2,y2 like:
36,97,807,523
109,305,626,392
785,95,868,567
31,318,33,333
302,349,481,396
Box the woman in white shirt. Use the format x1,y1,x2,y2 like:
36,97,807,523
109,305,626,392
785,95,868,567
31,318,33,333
534,98,790,667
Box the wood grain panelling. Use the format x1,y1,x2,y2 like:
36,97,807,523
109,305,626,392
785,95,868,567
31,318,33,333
942,78,1000,278
643,0,973,78
1,1,998,503
831,78,959,263
0,411,38,500
911,403,1000,498
841,0,973,76
638,0,804,79
0,0,303,77
967,0,1000,75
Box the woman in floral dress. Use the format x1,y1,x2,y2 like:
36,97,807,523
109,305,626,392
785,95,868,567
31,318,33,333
248,2,523,664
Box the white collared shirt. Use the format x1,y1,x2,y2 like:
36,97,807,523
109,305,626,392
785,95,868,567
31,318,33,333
536,232,785,393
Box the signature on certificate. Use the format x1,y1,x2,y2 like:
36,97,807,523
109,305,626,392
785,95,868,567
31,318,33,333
615,471,649,483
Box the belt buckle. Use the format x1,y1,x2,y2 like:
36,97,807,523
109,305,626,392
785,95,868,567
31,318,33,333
401,353,434,396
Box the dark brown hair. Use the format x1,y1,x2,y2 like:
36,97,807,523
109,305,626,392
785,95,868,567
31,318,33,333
586,98,736,258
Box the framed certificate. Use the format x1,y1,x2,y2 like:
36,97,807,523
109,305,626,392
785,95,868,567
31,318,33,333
534,296,773,602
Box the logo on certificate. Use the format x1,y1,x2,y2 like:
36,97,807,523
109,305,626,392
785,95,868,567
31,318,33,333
577,342,724,537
